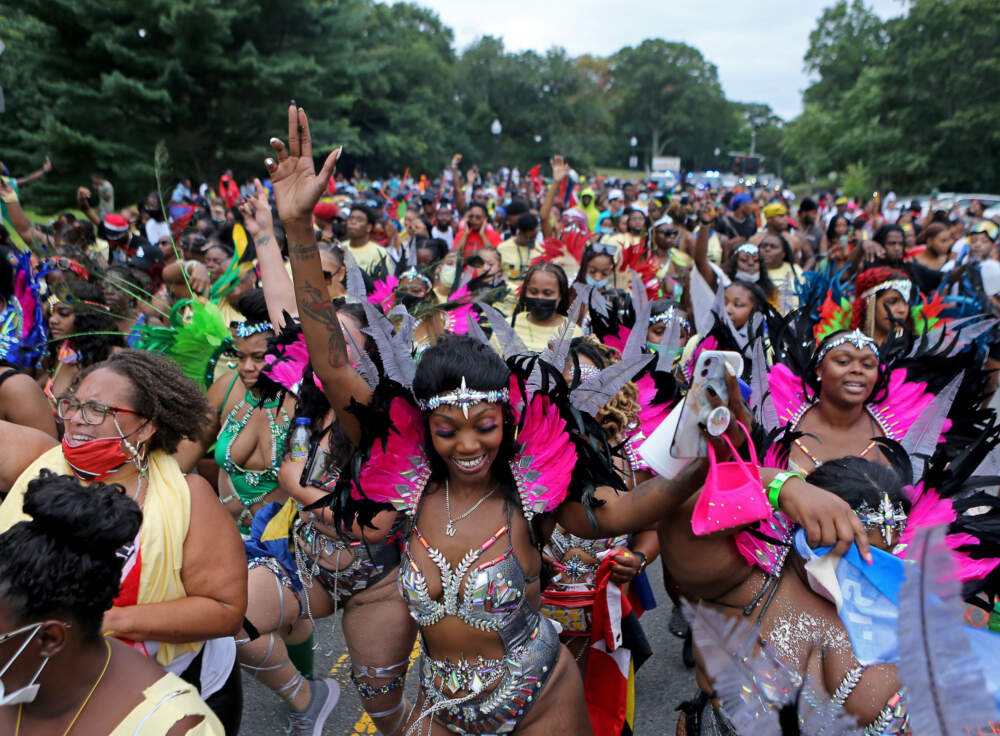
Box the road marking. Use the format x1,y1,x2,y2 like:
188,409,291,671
334,638,421,735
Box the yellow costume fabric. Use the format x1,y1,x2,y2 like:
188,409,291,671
0,447,197,666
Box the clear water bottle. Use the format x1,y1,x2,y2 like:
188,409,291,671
289,417,311,461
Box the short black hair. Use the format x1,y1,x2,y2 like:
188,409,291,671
467,201,489,216
516,213,540,232
353,205,378,227
0,470,142,639
799,197,818,212
505,199,530,217
806,454,911,514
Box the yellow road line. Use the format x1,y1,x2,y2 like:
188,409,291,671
324,638,421,735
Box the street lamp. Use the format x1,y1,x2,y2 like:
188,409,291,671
533,134,542,144
491,118,502,173
629,136,638,170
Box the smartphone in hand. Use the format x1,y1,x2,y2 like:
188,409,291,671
670,350,744,458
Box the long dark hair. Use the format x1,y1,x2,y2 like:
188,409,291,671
511,262,571,325
412,334,519,504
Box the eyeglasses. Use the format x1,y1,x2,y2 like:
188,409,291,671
56,396,142,425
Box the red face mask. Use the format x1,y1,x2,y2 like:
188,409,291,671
61,436,131,481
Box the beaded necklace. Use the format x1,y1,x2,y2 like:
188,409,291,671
220,391,290,525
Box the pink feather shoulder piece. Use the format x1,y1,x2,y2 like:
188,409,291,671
510,393,576,519
899,483,1000,581
354,397,430,516
869,367,944,440
262,333,322,394
768,363,811,426
368,275,399,313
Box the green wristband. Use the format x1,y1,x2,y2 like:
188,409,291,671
767,471,802,511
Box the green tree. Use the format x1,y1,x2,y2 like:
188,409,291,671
608,40,734,172
343,2,462,176
0,0,365,209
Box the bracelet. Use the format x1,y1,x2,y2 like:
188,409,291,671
632,550,648,572
766,471,803,511
184,260,198,276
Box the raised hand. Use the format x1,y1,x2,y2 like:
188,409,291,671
238,178,274,240
551,155,570,183
265,104,340,224
42,156,53,173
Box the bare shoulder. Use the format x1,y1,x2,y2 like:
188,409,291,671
0,420,58,485
206,370,238,412
185,473,217,506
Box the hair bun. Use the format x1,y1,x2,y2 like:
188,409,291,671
22,470,142,555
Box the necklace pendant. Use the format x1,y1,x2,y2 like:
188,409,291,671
445,521,457,537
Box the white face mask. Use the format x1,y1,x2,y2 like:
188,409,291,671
439,265,457,288
735,269,760,283
0,622,47,705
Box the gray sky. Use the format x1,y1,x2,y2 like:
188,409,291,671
401,0,907,120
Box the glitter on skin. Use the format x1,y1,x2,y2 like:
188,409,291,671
766,611,850,665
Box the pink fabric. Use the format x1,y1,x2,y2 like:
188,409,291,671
511,393,575,516
368,275,399,313
732,511,795,576
354,398,430,514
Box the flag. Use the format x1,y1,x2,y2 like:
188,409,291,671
169,203,196,235
529,164,543,197
586,555,637,736
793,528,904,665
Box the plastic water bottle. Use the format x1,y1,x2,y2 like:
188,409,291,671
289,417,311,461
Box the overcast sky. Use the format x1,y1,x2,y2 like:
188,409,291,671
399,0,907,120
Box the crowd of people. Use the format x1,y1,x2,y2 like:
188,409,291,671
0,103,999,736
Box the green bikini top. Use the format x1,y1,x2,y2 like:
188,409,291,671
214,374,290,528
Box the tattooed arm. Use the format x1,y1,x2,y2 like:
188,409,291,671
266,104,371,445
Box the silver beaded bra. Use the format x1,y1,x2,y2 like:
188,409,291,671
399,520,528,634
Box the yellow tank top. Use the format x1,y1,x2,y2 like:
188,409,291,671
109,673,224,735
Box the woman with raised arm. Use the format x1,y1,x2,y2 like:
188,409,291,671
264,104,874,736
243,107,417,735
0,350,246,733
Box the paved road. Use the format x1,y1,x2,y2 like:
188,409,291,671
239,562,697,734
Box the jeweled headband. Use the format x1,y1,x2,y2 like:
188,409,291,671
815,329,879,365
735,243,759,256
234,321,273,339
649,305,691,332
861,278,912,303
419,376,510,418
399,267,432,290
855,492,908,546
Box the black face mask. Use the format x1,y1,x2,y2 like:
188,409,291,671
525,296,557,320
399,293,424,310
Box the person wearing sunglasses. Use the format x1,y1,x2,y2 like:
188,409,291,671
0,470,224,735
0,349,247,733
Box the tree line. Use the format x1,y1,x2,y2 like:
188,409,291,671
0,0,996,209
